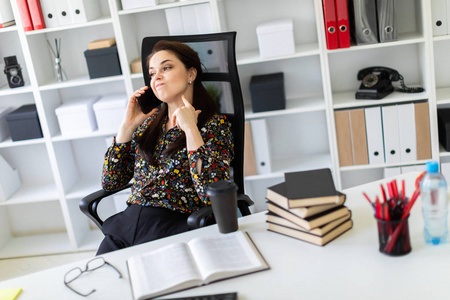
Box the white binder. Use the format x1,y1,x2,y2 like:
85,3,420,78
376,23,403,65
165,7,184,35
40,0,59,28
364,106,385,165
0,0,14,24
431,0,448,36
192,3,214,34
397,103,417,162
382,105,401,164
250,119,272,175
53,0,73,26
69,0,101,24
166,4,215,35
0,155,21,202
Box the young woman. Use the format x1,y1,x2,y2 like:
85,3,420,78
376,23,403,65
97,40,233,255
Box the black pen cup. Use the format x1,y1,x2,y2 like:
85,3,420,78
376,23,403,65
375,215,411,256
207,180,239,234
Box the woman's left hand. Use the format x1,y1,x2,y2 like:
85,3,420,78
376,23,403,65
172,95,201,133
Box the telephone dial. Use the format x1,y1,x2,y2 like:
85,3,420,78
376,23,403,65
355,67,424,100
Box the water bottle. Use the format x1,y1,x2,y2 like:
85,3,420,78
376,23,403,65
420,161,449,245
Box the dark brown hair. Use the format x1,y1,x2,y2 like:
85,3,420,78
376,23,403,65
137,40,219,164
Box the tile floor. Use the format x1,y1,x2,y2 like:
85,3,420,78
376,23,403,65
0,251,96,282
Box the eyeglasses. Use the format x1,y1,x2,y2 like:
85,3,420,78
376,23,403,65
64,257,123,297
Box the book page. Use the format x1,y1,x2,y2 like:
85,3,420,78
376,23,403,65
128,242,202,299
188,231,267,283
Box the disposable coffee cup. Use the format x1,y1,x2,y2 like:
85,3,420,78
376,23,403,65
207,180,239,234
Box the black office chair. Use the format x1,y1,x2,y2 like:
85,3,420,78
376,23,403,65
80,32,253,231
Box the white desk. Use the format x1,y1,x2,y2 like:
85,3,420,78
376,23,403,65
1,172,449,300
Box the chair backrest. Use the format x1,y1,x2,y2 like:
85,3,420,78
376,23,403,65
141,32,246,196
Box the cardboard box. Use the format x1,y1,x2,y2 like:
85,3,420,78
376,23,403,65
121,0,159,10
84,45,122,79
5,104,43,141
130,58,142,74
55,97,99,136
88,38,116,50
256,19,295,58
0,106,13,141
250,73,286,113
93,94,127,132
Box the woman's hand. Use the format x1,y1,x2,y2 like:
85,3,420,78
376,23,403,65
171,95,201,133
116,86,157,143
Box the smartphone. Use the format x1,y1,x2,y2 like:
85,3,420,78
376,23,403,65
137,87,162,114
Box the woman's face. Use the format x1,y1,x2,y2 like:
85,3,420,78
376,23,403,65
148,50,195,103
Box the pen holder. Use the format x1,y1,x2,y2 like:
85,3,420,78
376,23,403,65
375,215,411,256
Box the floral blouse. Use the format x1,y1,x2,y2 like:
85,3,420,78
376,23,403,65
102,113,234,214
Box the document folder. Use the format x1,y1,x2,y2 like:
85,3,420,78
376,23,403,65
414,102,432,160
250,119,272,174
334,110,353,166
431,0,448,36
348,0,378,45
382,105,401,164
335,0,351,48
322,0,339,49
377,0,397,42
397,103,417,162
40,0,59,27
349,109,368,165
364,106,385,165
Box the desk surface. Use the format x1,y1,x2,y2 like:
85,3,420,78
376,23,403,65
1,172,449,300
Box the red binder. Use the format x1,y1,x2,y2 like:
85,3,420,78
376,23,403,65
16,0,33,31
27,0,46,30
322,0,338,50
335,0,350,48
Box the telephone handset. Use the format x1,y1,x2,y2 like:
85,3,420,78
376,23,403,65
355,66,424,100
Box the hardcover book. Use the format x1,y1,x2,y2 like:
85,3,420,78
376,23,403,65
127,231,269,300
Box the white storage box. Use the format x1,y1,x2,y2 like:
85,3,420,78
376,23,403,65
0,154,21,202
55,97,99,136
0,106,13,141
93,94,127,133
256,19,295,58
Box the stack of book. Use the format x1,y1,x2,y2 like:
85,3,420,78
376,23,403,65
266,168,353,246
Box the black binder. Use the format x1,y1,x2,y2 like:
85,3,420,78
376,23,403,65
377,0,398,42
348,0,378,45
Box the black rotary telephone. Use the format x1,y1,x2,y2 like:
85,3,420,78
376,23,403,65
355,66,424,100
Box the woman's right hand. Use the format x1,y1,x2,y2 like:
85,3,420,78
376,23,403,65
116,86,157,143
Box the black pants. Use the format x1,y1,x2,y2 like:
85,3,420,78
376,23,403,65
96,204,189,255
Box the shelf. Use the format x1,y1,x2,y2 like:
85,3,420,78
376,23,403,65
39,74,124,91
245,96,325,120
25,16,113,36
0,183,59,206
0,85,33,97
433,34,450,42
439,144,450,157
339,159,431,172
0,232,72,259
65,177,102,200
0,24,18,33
436,87,450,104
333,90,429,109
236,43,320,66
0,137,45,149
52,128,116,142
244,153,331,181
117,0,210,15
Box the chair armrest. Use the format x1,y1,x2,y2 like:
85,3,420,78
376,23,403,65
79,183,132,230
237,193,254,216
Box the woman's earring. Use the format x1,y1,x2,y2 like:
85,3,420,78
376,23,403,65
188,81,192,85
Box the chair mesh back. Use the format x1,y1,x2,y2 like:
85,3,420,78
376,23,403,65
141,32,245,195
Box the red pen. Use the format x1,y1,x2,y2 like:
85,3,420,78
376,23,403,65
380,184,387,203
392,180,399,200
401,180,405,202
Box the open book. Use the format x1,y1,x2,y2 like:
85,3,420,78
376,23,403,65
127,231,269,300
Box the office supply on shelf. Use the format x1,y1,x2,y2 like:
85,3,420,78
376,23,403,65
266,181,346,213
26,0,45,30
0,288,22,300
414,102,432,160
334,110,353,166
53,0,73,26
397,103,417,162
431,0,448,36
0,0,14,28
249,119,272,175
249,72,285,113
382,105,401,164
322,0,339,49
377,0,397,42
55,97,99,136
0,154,21,202
16,0,33,31
267,201,350,230
126,231,269,300
283,168,344,207
88,38,117,50
349,109,368,165
93,94,127,133
243,122,257,176
0,106,12,142
121,0,159,10
84,45,122,79
165,4,215,35
163,292,238,300
348,0,378,45
39,0,58,27
256,19,295,57
335,0,350,48
5,104,43,141
356,67,399,99
69,0,101,24
364,106,385,165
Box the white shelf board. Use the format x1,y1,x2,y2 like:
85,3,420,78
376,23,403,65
0,136,45,149
0,24,18,33
65,177,102,200
52,128,117,142
244,153,331,181
118,0,209,15
0,84,33,96
0,183,59,206
0,232,72,259
39,74,124,91
433,34,450,42
237,43,320,66
25,16,113,35
333,90,429,109
339,159,431,172
436,87,450,104
439,144,450,157
245,96,325,120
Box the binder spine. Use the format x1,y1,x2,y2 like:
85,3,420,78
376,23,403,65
335,0,351,48
377,0,398,42
349,0,378,45
322,0,339,50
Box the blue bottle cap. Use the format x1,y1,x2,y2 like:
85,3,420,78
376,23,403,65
426,161,439,173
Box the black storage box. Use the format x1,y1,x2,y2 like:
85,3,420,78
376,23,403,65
250,72,285,113
84,45,122,79
438,108,450,151
5,104,43,141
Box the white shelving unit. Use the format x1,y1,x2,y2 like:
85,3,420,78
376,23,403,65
0,0,444,257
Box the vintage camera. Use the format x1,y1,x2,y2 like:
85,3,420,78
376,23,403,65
3,56,24,88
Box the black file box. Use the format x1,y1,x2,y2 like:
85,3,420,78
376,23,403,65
438,108,450,151
84,45,122,79
5,104,43,141
250,72,286,113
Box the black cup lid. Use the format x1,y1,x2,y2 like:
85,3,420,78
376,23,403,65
207,180,237,196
